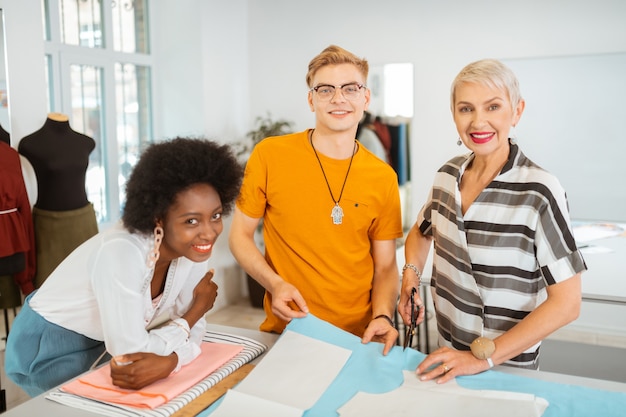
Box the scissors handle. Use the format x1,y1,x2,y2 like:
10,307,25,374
403,287,419,349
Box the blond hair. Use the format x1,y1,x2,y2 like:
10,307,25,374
450,59,522,111
306,45,369,88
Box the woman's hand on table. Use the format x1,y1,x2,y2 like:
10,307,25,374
416,347,490,384
110,352,178,390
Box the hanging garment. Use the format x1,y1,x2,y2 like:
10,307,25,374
0,141,36,295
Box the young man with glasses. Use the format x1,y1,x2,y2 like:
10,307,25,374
229,45,402,355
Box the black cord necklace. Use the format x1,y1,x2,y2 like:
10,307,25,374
309,130,357,225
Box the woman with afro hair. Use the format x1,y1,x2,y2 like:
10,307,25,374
6,137,243,397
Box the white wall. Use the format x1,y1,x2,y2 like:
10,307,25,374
149,1,252,309
1,0,47,143
3,0,626,311
504,53,626,222
0,9,9,129
1,0,46,203
151,0,250,145
242,0,626,218
8,0,625,216
150,0,207,139
194,0,626,331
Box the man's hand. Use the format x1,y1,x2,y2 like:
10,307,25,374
268,279,309,322
362,316,399,356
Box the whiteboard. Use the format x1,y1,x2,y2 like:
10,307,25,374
503,53,626,222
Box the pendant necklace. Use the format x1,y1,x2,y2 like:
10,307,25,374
309,130,357,225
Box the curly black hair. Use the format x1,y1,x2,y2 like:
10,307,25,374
122,137,243,234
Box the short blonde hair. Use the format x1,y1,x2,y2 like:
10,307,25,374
450,59,522,112
306,45,369,88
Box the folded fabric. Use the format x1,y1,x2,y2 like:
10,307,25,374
48,331,268,417
61,342,243,409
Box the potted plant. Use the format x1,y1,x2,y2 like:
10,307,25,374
239,113,294,308
235,113,294,162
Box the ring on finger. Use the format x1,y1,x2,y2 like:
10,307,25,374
441,363,450,373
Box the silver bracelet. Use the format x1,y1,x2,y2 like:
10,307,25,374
402,263,422,280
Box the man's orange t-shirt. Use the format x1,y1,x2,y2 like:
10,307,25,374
237,130,403,336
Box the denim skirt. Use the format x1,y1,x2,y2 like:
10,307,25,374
5,293,108,397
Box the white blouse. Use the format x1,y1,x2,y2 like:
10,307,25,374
30,222,208,369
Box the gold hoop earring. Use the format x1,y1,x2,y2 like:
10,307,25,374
147,225,164,268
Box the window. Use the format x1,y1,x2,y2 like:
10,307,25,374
115,62,152,207
60,0,103,47
43,0,152,225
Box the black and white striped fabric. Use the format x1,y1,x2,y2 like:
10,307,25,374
46,331,267,417
419,142,587,369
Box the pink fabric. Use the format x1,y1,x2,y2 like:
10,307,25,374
61,342,244,409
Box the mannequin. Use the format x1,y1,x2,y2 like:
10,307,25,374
18,113,98,288
0,123,10,145
0,140,36,296
18,113,95,211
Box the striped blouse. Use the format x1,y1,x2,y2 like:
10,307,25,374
418,142,587,368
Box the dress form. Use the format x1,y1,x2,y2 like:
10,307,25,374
17,114,98,288
18,113,95,211
0,123,10,145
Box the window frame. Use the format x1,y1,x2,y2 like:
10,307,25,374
43,0,154,228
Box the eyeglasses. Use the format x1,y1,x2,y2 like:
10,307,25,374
309,83,367,101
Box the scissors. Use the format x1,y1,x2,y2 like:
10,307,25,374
403,287,420,350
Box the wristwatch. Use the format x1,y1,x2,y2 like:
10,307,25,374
470,337,496,368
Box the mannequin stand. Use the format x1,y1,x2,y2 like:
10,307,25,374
0,275,22,413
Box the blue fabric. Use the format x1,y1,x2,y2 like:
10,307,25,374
201,315,626,416
5,292,108,397
287,315,422,417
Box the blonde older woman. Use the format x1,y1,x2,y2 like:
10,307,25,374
399,59,586,383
